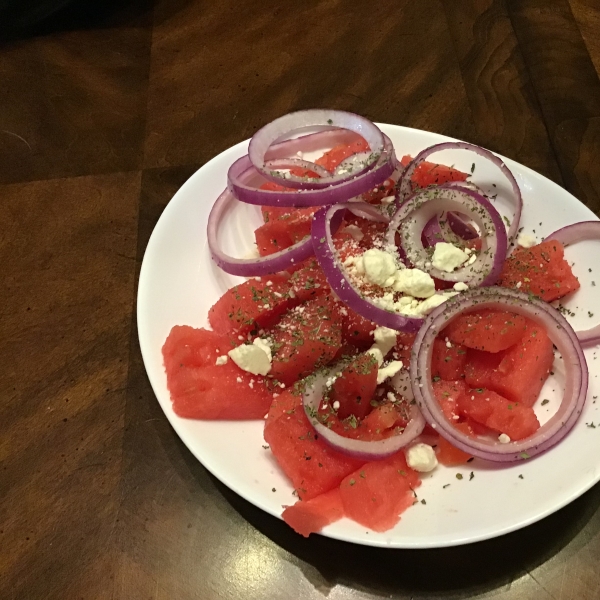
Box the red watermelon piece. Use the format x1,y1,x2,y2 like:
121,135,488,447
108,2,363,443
162,326,272,419
269,294,342,386
457,388,540,441
339,452,421,532
282,488,345,537
264,393,365,500
499,240,580,302
208,275,294,335
431,338,468,380
330,353,379,420
400,155,469,188
444,309,527,353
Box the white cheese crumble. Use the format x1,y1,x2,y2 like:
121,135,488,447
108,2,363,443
406,443,438,473
341,224,364,242
228,343,271,376
498,433,511,444
392,268,436,298
366,347,384,367
215,355,228,366
253,337,272,361
517,232,537,248
432,242,469,272
372,326,398,357
453,282,469,292
358,248,398,286
376,360,403,384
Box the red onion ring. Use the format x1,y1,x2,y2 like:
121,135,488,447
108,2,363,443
207,187,315,276
422,212,479,248
411,286,588,462
398,142,522,249
386,185,508,287
228,135,396,208
312,202,424,333
546,221,600,345
249,110,385,189
302,371,425,460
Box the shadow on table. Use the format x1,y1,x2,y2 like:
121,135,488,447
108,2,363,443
211,470,600,598
0,0,196,41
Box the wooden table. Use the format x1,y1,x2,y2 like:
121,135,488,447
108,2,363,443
2,1,600,598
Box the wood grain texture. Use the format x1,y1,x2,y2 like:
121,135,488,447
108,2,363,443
0,172,140,599
144,0,476,169
1,0,600,598
507,0,600,211
0,22,151,185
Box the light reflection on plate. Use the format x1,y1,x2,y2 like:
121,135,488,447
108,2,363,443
138,124,600,548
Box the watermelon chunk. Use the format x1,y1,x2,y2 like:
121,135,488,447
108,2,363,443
339,452,421,532
444,309,527,353
457,388,540,441
208,275,294,335
162,326,272,419
431,338,468,380
269,294,342,386
282,489,345,537
264,393,365,500
330,353,379,420
499,240,580,302
400,155,469,188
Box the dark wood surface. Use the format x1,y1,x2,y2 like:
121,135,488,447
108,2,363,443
2,1,600,598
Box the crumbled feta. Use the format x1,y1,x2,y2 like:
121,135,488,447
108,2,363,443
215,355,228,366
406,443,438,473
377,360,403,384
366,347,384,367
380,195,395,205
453,282,469,292
415,293,455,316
432,242,469,272
373,326,398,356
332,400,340,410
498,433,511,444
467,253,477,265
517,232,537,248
358,248,398,286
341,224,364,242
392,268,436,298
253,337,272,361
228,343,271,376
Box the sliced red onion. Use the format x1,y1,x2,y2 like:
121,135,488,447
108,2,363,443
207,187,315,276
250,110,384,189
346,202,391,223
546,221,600,345
302,372,425,460
397,142,522,249
386,185,507,286
422,212,479,248
229,135,396,207
312,203,424,332
411,286,588,462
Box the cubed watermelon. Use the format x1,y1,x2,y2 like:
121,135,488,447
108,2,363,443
269,294,342,386
208,275,294,335
339,452,421,532
282,488,345,537
330,353,379,420
162,326,272,419
444,309,527,353
499,240,580,301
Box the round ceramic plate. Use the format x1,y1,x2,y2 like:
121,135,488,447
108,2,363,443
137,124,600,548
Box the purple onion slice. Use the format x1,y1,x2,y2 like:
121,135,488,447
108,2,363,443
411,286,588,462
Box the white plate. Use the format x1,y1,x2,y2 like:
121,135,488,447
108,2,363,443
138,124,600,548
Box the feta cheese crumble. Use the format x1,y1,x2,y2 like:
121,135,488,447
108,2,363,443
228,342,271,376
498,433,511,444
406,443,438,473
432,242,469,273
517,232,537,248
392,268,435,298
358,248,398,286
376,360,403,384
215,355,228,366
